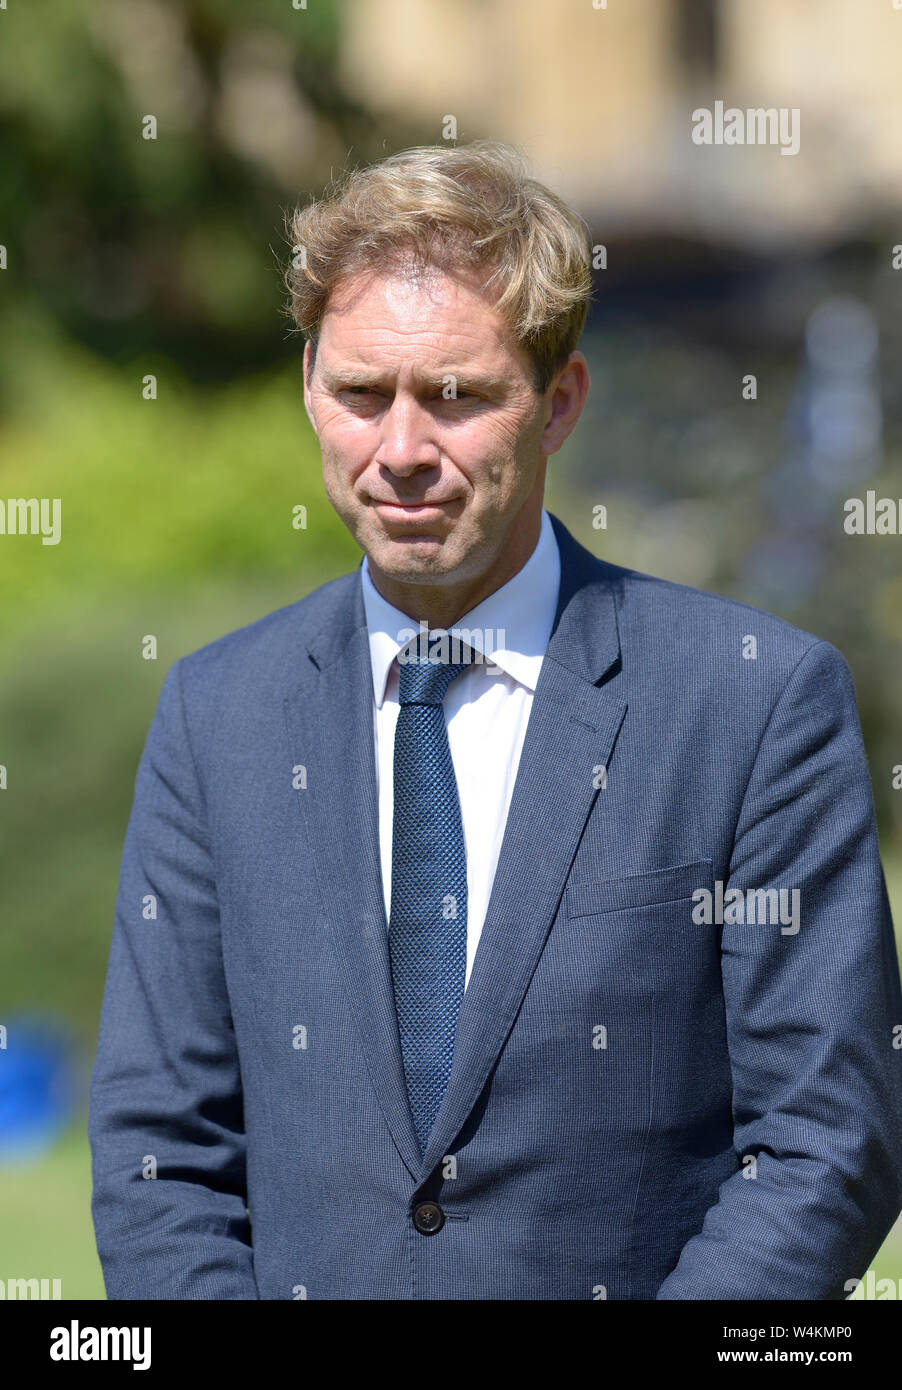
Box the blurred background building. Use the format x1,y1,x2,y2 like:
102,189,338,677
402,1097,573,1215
344,0,902,244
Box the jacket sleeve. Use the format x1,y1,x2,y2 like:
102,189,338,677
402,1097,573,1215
657,640,902,1300
89,658,259,1299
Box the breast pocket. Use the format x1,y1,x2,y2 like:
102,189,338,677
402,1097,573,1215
557,857,718,1025
506,858,722,1149
565,858,714,920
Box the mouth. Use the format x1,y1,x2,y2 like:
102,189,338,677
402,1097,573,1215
372,500,452,523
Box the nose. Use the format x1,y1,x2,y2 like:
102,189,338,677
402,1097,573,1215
372,393,441,474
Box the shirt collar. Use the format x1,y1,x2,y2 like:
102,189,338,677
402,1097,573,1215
360,508,561,708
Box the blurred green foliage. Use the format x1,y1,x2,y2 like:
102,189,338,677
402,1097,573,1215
0,1125,106,1300
0,325,361,1045
0,0,419,386
0,309,357,640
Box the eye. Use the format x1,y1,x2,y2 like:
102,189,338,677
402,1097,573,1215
338,386,384,404
336,385,482,406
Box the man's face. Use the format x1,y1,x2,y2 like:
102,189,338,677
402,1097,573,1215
302,262,552,596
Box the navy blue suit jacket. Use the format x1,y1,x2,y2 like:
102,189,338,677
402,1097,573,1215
89,512,902,1299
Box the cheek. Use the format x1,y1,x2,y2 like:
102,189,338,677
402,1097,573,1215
318,454,360,524
472,407,540,464
319,424,371,483
464,420,539,491
448,416,526,480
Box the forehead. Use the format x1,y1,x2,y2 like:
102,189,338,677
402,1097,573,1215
317,262,526,374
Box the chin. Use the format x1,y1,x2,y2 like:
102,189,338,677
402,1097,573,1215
378,539,444,567
377,538,462,577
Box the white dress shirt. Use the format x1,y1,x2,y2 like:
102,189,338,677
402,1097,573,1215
360,507,561,988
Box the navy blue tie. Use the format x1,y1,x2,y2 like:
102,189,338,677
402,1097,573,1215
389,636,475,1155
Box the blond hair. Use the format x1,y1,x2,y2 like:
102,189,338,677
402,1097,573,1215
284,140,593,392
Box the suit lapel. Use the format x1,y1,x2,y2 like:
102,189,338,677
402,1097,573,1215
283,574,424,1179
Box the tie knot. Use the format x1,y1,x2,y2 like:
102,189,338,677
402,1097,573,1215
397,634,477,706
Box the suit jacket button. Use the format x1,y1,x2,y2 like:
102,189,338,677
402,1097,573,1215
412,1201,444,1234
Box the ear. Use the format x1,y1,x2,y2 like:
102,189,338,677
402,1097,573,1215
540,351,590,458
302,340,317,434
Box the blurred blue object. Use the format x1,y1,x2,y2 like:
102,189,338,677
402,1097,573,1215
0,1015,78,1163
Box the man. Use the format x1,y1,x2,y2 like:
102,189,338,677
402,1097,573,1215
89,140,902,1300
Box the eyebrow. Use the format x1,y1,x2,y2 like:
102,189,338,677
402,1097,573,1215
320,367,508,393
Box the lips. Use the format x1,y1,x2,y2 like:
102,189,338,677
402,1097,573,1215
373,500,451,520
